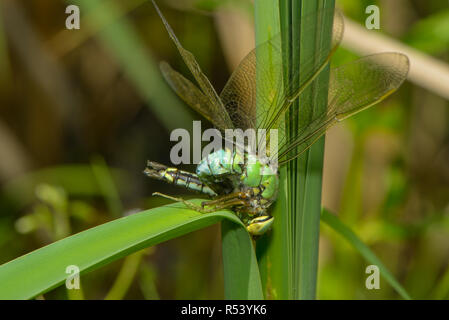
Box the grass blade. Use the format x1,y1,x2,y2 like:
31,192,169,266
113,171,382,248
288,0,335,300
104,251,145,300
253,0,287,300
255,0,335,299
0,200,260,299
222,221,263,299
321,209,412,300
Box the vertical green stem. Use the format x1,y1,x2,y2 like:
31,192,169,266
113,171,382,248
293,0,335,300
256,0,335,299
254,0,286,300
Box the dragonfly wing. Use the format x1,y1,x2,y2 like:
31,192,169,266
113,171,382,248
328,52,410,121
276,52,410,165
160,62,230,129
220,9,344,132
219,49,258,131
153,0,233,130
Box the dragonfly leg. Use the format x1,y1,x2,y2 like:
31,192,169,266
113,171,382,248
153,192,246,214
152,192,205,212
200,192,246,208
200,198,247,213
198,193,248,213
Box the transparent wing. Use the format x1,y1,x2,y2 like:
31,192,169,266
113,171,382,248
153,0,234,130
219,48,258,130
160,62,231,129
220,9,344,132
275,52,410,165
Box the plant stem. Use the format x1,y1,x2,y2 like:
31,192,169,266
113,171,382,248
256,0,335,300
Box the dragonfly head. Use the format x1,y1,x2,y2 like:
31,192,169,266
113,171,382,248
246,215,274,236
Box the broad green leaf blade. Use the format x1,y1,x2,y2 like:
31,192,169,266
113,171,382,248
254,0,335,301
253,0,285,300
321,209,412,300
221,220,263,300
0,201,262,300
288,0,334,300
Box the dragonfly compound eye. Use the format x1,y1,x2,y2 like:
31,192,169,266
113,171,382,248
246,216,274,236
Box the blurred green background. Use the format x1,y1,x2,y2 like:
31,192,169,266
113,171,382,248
0,0,448,299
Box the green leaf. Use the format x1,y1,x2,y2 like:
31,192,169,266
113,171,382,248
255,0,335,300
321,209,412,300
288,0,334,300
221,221,263,299
0,201,262,299
253,0,286,300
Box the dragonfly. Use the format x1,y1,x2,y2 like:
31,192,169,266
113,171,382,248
145,1,410,236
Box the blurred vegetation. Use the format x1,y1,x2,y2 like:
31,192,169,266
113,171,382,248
0,0,447,299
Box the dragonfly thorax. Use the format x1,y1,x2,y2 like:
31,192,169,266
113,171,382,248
196,148,279,217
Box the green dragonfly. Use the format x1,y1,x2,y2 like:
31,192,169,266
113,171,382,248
145,1,410,236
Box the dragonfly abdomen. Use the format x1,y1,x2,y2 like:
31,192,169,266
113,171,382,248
144,161,217,196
